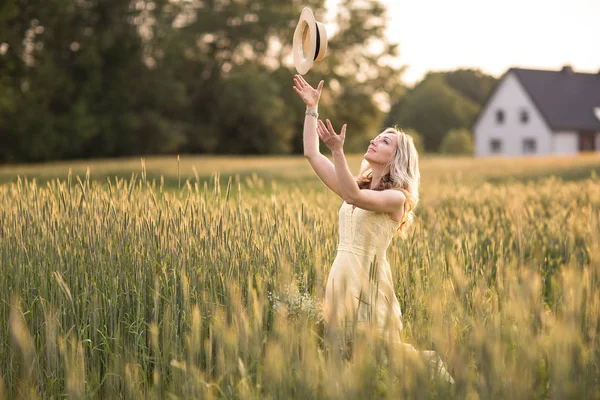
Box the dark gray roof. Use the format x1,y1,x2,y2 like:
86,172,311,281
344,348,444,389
511,67,600,131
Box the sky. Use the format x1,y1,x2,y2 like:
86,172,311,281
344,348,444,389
326,0,600,85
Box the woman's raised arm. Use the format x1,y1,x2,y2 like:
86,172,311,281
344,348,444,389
293,75,342,198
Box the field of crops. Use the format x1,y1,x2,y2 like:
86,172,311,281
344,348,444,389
1,153,599,399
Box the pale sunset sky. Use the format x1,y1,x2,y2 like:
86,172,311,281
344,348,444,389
325,0,600,85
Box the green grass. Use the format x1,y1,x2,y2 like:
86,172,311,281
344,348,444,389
0,153,599,398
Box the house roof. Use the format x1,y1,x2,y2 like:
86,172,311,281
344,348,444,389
511,67,600,131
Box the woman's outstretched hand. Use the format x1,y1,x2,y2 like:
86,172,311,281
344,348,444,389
317,119,347,152
293,74,324,108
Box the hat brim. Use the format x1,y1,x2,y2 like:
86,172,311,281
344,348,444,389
293,8,326,75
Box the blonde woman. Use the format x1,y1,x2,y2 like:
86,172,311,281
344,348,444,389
293,74,454,384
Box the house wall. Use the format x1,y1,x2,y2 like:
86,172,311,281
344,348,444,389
553,131,579,154
473,72,554,157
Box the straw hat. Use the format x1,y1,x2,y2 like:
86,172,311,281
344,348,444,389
293,7,328,75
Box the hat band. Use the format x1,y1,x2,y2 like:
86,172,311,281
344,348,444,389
314,23,320,61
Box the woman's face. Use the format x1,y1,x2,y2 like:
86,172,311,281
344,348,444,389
364,132,397,165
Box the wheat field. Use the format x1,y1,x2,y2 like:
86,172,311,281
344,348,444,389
0,153,599,399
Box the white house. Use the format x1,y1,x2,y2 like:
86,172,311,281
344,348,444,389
472,66,600,157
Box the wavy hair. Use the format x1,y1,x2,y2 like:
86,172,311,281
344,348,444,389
355,126,421,238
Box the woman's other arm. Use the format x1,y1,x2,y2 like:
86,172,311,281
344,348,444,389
318,119,405,214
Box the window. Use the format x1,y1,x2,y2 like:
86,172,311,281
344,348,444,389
490,139,502,153
523,138,536,154
496,110,505,124
520,109,529,123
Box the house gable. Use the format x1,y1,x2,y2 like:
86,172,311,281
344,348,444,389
473,71,553,156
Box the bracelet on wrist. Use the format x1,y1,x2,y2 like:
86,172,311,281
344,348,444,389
305,108,318,118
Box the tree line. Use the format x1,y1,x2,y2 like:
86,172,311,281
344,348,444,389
0,0,497,163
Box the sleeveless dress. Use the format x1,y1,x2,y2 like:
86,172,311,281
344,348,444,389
323,200,454,384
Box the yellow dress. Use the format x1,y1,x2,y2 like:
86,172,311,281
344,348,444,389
323,201,454,383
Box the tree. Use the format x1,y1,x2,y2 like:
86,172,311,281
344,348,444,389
0,0,185,162
385,69,496,153
439,128,474,155
443,69,497,105
385,74,479,152
210,63,295,154
174,0,407,155
0,0,408,161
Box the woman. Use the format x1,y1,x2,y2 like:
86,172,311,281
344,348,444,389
293,74,454,384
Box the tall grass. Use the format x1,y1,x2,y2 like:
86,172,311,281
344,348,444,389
0,156,599,398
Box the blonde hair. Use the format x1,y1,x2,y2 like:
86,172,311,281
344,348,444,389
356,126,421,238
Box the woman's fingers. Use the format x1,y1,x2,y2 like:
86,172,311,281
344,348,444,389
294,75,305,89
317,80,324,92
318,119,327,134
316,122,323,139
298,74,309,86
326,119,336,135
296,74,309,89
293,75,304,89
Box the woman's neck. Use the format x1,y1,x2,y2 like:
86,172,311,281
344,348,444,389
370,166,389,190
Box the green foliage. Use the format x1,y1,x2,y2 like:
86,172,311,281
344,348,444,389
0,0,189,162
0,1,496,162
440,128,474,155
213,63,295,154
385,69,497,153
443,69,498,105
0,0,408,162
